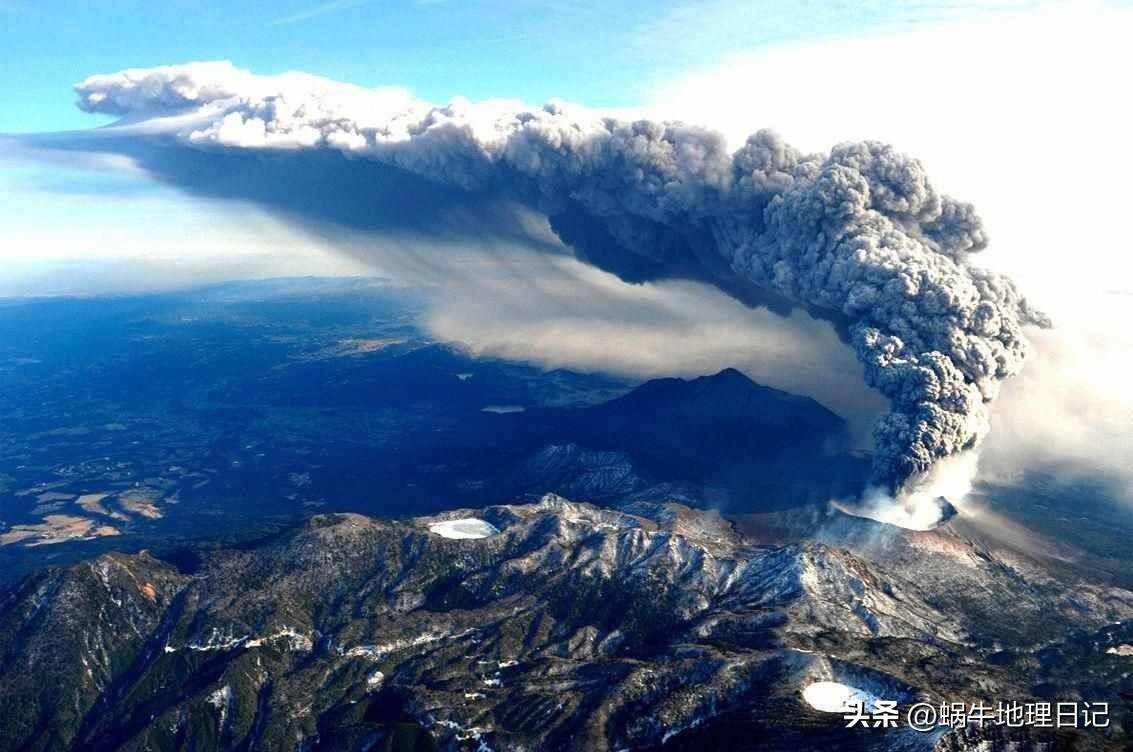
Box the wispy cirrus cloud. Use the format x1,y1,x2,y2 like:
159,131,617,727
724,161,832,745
269,0,372,27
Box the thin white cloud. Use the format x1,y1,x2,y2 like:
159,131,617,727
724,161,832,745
269,0,371,27
630,0,1047,67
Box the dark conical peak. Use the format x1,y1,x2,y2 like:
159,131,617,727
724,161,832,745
673,368,776,404
695,367,756,389
619,367,795,408
596,366,844,435
700,367,746,382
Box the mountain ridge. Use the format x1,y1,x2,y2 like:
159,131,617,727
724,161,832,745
2,495,1129,751
472,367,867,511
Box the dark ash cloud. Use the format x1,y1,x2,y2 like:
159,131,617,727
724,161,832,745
67,61,1049,491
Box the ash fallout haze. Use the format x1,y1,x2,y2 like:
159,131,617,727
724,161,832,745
1,2,1132,751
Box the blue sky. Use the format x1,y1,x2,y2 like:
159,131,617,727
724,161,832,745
0,0,1039,133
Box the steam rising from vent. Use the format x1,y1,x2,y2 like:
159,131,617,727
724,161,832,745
836,451,979,531
72,62,1049,491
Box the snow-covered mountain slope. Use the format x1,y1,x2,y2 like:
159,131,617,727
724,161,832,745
1,495,1130,751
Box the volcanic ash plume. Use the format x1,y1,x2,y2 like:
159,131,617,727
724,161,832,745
73,62,1050,492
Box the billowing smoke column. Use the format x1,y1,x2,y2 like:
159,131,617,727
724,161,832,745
74,62,1050,492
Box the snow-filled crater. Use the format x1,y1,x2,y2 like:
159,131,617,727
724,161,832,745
802,681,881,713
428,518,500,540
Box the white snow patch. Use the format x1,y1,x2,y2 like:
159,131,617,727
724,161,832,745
178,625,312,653
480,405,525,414
661,716,704,744
344,645,384,661
208,685,234,730
186,629,251,652
429,518,500,540
435,719,491,742
342,627,478,662
802,681,881,714
244,627,313,652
